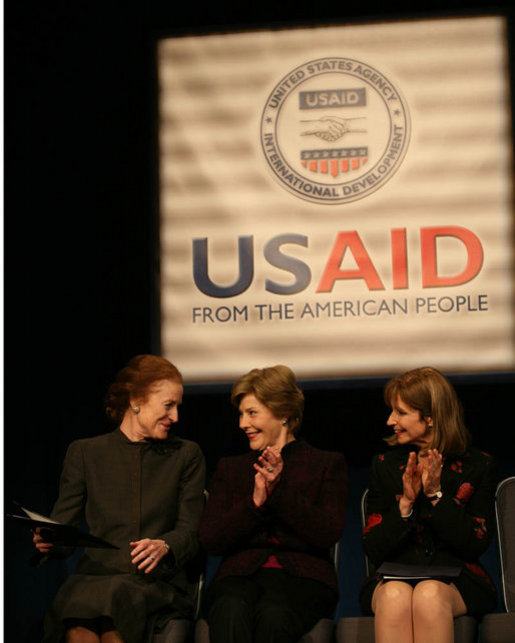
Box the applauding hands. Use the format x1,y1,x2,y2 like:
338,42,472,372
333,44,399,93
399,449,443,517
252,446,284,507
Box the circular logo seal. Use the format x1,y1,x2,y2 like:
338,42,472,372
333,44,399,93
260,57,410,204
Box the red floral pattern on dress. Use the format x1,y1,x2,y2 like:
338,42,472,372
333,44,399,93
454,482,474,505
364,513,382,534
473,516,487,539
450,461,463,473
466,562,485,576
466,562,494,586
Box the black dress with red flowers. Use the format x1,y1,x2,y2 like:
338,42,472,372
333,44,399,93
359,445,498,616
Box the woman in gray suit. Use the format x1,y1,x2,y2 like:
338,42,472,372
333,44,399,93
33,354,206,643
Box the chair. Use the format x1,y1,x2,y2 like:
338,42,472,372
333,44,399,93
480,476,515,643
153,552,205,643
194,541,341,643
336,488,478,643
153,620,193,643
154,492,209,643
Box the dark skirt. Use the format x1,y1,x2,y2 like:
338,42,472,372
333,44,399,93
43,572,193,643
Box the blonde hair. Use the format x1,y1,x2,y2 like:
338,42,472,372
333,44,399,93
231,365,304,434
384,366,470,457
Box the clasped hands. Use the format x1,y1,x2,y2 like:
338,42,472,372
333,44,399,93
130,538,169,573
32,528,168,574
253,446,283,507
399,449,443,517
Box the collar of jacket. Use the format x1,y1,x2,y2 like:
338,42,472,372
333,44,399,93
115,427,182,454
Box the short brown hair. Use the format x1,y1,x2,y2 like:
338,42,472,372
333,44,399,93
231,365,304,434
384,366,470,457
105,355,182,423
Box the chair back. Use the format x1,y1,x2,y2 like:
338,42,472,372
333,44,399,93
181,489,210,620
495,476,515,613
193,489,210,619
360,488,374,577
332,539,341,574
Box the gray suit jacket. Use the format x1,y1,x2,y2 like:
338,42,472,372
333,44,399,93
50,428,206,577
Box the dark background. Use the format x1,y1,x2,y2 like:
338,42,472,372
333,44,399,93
5,1,515,640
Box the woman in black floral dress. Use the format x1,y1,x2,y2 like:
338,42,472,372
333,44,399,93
359,367,497,643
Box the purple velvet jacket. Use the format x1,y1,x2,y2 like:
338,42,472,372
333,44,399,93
199,439,348,591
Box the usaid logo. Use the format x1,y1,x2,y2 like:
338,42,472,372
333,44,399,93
260,57,410,204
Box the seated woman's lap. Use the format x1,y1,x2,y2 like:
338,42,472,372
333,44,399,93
204,569,337,641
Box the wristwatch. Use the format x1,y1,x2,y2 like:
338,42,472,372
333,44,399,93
426,490,443,501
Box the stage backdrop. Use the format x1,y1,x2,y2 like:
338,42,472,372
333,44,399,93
157,16,514,383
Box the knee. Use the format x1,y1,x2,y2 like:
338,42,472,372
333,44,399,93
256,603,294,625
66,626,99,643
412,581,453,619
255,604,297,638
373,582,413,622
208,593,251,621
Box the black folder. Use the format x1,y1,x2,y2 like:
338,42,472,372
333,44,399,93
8,505,119,550
377,561,461,579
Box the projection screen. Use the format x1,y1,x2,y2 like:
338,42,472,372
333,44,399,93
157,15,514,383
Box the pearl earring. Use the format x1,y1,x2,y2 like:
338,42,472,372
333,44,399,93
132,406,140,413
282,420,287,425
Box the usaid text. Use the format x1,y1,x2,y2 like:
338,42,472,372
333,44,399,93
192,226,484,298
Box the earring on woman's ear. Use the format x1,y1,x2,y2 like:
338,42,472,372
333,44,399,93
428,425,433,430
282,420,287,425
132,406,140,414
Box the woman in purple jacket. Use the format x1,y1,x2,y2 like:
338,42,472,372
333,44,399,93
199,365,348,643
